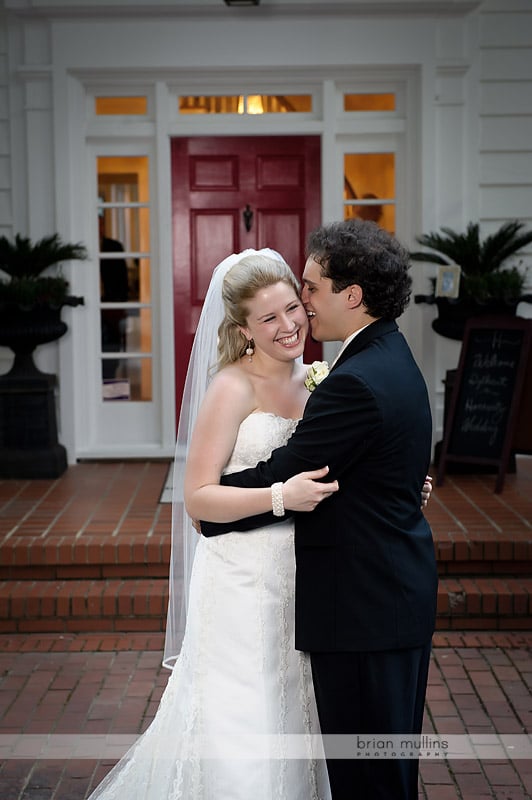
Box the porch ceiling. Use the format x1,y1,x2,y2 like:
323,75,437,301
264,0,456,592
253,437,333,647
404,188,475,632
3,0,484,20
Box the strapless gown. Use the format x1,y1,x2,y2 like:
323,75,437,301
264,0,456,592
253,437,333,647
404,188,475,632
87,412,331,800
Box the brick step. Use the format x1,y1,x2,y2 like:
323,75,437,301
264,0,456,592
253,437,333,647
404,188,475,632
0,534,171,580
0,578,169,634
436,536,532,575
2,531,531,581
435,576,532,631
1,576,532,635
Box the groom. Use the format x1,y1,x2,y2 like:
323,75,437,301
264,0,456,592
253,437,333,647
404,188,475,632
202,218,438,800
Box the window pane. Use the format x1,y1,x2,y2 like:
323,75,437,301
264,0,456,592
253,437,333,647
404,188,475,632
273,95,312,112
344,153,395,233
179,96,241,114
98,156,150,203
344,93,395,112
127,257,150,304
178,94,312,115
99,240,150,305
251,95,312,113
102,358,152,402
98,206,151,255
101,308,152,356
95,96,148,115
344,202,396,234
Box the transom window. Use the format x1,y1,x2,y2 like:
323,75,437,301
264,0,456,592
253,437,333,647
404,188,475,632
95,96,148,115
343,93,396,112
178,94,312,115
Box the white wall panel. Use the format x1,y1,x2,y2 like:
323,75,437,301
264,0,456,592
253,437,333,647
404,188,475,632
0,120,9,157
0,22,10,233
480,185,532,219
25,101,55,236
23,20,51,64
478,3,532,293
0,189,12,224
480,12,532,47
0,87,7,118
52,17,434,71
480,48,532,80
434,105,466,227
480,152,532,184
0,157,10,189
481,81,532,115
437,19,467,59
480,116,532,150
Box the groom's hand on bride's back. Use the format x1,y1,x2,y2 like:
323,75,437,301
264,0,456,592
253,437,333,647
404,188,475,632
421,475,433,510
282,466,339,513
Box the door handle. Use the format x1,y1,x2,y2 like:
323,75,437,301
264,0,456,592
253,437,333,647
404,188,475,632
243,204,253,232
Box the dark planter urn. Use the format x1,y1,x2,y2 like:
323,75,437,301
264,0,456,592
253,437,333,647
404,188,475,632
0,296,84,377
414,294,532,341
0,297,84,479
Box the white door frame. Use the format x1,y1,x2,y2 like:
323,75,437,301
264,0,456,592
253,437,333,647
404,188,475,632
66,67,421,458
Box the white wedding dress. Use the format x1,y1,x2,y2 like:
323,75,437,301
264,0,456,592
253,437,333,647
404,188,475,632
88,411,331,800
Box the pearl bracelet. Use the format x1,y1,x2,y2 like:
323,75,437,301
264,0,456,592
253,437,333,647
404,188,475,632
271,482,285,517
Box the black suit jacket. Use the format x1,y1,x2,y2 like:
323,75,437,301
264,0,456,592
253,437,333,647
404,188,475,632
201,319,438,653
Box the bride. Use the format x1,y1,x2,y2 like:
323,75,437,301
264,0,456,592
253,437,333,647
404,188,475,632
87,249,340,800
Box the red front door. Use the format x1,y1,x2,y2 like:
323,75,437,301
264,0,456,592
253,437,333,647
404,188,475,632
171,135,322,416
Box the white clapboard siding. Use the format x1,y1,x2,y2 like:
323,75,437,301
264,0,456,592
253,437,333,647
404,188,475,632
480,48,532,81
480,116,532,151
0,26,12,374
480,186,532,220
478,0,532,299
481,12,532,47
481,81,532,116
0,34,11,235
481,152,532,185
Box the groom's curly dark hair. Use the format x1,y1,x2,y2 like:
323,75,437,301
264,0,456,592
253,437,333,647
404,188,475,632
306,218,412,319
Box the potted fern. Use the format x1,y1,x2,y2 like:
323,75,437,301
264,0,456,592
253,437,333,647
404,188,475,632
411,221,532,340
0,233,88,376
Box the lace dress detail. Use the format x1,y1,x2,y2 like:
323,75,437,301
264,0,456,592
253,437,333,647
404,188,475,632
87,412,331,800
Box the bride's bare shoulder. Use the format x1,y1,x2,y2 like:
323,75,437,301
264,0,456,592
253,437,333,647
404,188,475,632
207,363,255,407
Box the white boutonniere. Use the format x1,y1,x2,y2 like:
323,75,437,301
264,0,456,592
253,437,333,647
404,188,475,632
304,360,330,392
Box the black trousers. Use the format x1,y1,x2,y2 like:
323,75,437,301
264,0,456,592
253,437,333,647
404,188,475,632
310,643,432,800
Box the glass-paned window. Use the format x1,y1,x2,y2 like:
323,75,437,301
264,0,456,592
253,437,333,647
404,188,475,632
178,94,312,114
344,153,396,233
95,96,148,115
344,93,395,112
97,156,152,402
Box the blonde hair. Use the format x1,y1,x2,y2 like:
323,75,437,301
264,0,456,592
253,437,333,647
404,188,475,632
217,254,300,369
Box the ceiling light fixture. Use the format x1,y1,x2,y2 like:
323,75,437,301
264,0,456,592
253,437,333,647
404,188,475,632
224,0,260,6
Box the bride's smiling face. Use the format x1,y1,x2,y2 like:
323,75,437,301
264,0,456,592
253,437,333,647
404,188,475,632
240,281,308,362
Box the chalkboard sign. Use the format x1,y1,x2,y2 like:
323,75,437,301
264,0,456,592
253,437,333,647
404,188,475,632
437,316,531,493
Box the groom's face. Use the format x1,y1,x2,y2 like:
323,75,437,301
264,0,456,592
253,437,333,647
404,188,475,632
301,257,348,342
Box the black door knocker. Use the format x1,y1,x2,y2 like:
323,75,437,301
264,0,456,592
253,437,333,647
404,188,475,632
243,204,253,232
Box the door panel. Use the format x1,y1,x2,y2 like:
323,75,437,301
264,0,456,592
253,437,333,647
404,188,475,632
172,135,321,417
258,210,303,271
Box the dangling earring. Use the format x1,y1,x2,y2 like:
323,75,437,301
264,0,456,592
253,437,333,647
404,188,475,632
245,339,254,362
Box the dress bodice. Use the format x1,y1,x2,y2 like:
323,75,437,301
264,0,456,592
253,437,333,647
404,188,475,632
223,412,299,474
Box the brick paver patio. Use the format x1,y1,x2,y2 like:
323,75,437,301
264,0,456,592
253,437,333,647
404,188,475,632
0,631,531,799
